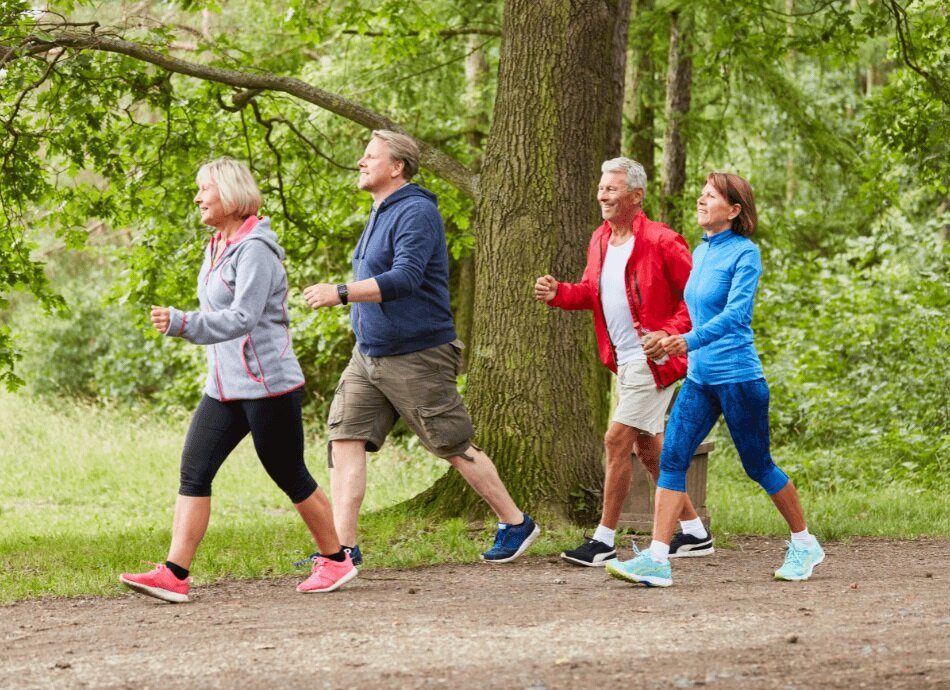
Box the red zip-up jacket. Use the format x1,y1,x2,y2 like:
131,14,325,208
549,210,692,389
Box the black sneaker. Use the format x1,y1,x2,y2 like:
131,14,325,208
560,537,617,566
293,545,363,568
668,531,714,558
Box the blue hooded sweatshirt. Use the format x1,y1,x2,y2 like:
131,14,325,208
350,184,457,356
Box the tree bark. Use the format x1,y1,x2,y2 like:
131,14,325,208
453,38,491,373
659,10,692,226
412,0,630,519
624,0,657,183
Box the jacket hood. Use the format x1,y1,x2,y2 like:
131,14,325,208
377,183,438,210
213,216,284,261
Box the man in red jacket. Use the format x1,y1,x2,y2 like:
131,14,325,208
535,157,712,566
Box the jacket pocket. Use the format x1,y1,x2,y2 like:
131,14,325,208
241,336,264,383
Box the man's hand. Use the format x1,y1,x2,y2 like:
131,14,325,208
150,306,170,334
534,275,559,302
659,334,688,356
641,329,670,359
303,283,341,309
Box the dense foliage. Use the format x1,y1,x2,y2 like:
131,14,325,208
1,0,947,490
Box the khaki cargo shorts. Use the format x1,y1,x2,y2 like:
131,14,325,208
612,358,676,436
327,339,476,464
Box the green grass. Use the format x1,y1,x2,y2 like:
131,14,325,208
1,392,947,603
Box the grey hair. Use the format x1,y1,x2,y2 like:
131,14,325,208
601,157,647,192
372,129,420,181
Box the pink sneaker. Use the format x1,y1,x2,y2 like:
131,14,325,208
120,563,190,603
297,555,357,593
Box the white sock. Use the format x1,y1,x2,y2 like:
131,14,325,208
649,540,670,564
679,517,708,539
791,528,813,547
592,525,616,548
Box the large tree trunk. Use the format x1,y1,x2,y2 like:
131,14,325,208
659,10,692,226
453,37,491,373
624,0,657,184
412,0,631,520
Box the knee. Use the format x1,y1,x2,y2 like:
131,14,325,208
603,428,633,459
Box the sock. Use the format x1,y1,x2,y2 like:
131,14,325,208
592,524,616,548
791,528,814,547
165,560,189,580
680,517,708,540
648,540,670,564
324,549,347,563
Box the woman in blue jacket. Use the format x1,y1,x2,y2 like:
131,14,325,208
607,172,824,587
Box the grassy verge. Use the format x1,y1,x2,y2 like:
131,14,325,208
1,392,946,603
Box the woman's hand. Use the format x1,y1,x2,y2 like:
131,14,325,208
659,334,688,356
641,330,669,360
534,275,559,302
150,306,171,334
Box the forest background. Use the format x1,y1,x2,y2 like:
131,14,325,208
0,0,948,599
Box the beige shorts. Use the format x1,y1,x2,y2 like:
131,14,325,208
326,340,476,464
612,358,676,436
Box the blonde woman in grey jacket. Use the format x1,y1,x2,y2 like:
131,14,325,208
120,158,355,602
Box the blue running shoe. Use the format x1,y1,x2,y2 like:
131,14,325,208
481,513,540,563
606,544,672,587
774,539,824,581
294,545,362,568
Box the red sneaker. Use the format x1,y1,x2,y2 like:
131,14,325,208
297,554,357,593
120,563,190,603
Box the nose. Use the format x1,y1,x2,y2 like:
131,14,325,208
194,191,201,204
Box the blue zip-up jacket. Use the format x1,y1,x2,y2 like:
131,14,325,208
351,184,456,356
165,216,305,400
682,229,765,385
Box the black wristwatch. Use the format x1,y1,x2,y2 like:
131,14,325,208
336,283,349,305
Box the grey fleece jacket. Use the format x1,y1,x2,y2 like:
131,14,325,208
164,216,304,400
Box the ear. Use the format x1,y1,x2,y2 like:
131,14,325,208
390,159,405,179
631,187,645,205
728,204,741,220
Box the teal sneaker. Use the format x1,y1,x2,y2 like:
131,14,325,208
605,545,672,587
774,539,825,581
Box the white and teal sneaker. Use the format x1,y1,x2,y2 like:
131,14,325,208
774,539,825,581
606,545,672,587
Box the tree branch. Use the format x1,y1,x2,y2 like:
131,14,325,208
4,31,479,198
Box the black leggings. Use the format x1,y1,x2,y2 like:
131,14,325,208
179,388,317,503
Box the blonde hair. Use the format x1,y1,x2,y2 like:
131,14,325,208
371,130,420,181
196,157,262,217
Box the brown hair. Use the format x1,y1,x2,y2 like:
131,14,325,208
372,129,420,181
705,172,757,236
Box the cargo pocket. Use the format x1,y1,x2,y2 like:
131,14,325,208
327,381,345,429
416,396,474,455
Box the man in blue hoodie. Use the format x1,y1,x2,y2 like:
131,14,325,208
303,130,539,565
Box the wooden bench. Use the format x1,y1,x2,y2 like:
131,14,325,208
616,440,714,532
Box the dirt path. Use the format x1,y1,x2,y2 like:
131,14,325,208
2,538,949,689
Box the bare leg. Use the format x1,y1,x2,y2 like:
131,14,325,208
600,422,636,529
447,447,522,524
769,480,807,533
635,433,701,523
652,487,687,545
167,494,211,569
294,488,342,555
329,439,367,546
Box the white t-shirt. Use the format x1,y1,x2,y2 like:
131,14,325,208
599,236,644,365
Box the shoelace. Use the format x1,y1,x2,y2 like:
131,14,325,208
783,540,806,567
490,524,509,550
